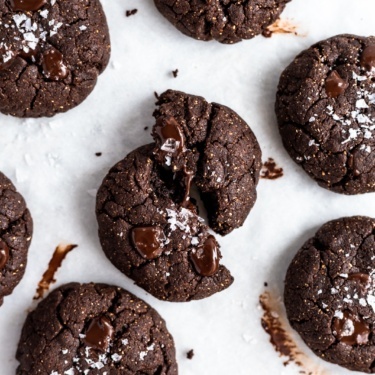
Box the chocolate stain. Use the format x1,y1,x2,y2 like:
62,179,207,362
259,291,330,375
260,158,284,180
34,244,78,300
260,291,302,366
263,18,301,38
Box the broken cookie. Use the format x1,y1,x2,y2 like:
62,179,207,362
96,90,261,302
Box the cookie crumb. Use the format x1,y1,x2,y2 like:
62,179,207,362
263,18,300,38
144,126,149,131
126,9,138,17
34,244,78,300
186,349,194,359
95,152,102,157
264,282,268,287
172,69,179,78
260,158,283,180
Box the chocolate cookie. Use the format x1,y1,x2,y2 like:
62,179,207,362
0,171,32,306
276,34,375,194
0,0,110,118
284,216,375,373
16,283,178,375
154,0,291,44
96,90,261,302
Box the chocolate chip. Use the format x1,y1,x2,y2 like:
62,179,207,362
0,240,9,270
190,236,220,276
325,70,348,98
10,0,47,11
84,316,114,352
360,44,375,71
131,226,165,260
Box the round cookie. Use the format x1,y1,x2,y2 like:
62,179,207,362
284,216,375,373
96,90,261,302
0,0,110,118
154,0,291,44
16,283,178,375
276,34,375,195
0,171,32,306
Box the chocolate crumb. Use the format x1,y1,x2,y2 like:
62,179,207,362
187,349,194,359
34,244,78,300
172,69,179,78
144,126,149,131
95,152,102,157
260,158,283,180
264,282,268,287
263,18,299,38
126,9,138,17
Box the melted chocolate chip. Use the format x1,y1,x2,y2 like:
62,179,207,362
181,168,193,207
154,117,185,156
9,0,47,11
0,240,9,270
333,311,369,346
131,226,165,260
42,48,68,81
325,70,348,98
190,236,219,276
360,45,375,71
84,316,114,352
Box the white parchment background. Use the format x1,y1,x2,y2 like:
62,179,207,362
1,0,375,374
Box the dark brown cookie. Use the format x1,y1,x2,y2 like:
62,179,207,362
16,283,178,375
284,216,375,373
0,171,32,306
154,0,291,44
153,89,262,235
276,34,375,194
0,0,110,118
96,90,261,302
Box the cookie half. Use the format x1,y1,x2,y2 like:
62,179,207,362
153,90,262,235
276,34,375,194
154,0,291,44
285,216,375,373
16,283,178,375
0,0,110,117
0,171,32,306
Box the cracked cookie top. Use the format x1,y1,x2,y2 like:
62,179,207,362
0,171,32,306
276,34,375,194
0,0,110,117
284,216,375,373
16,283,178,375
154,0,291,44
96,90,261,302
